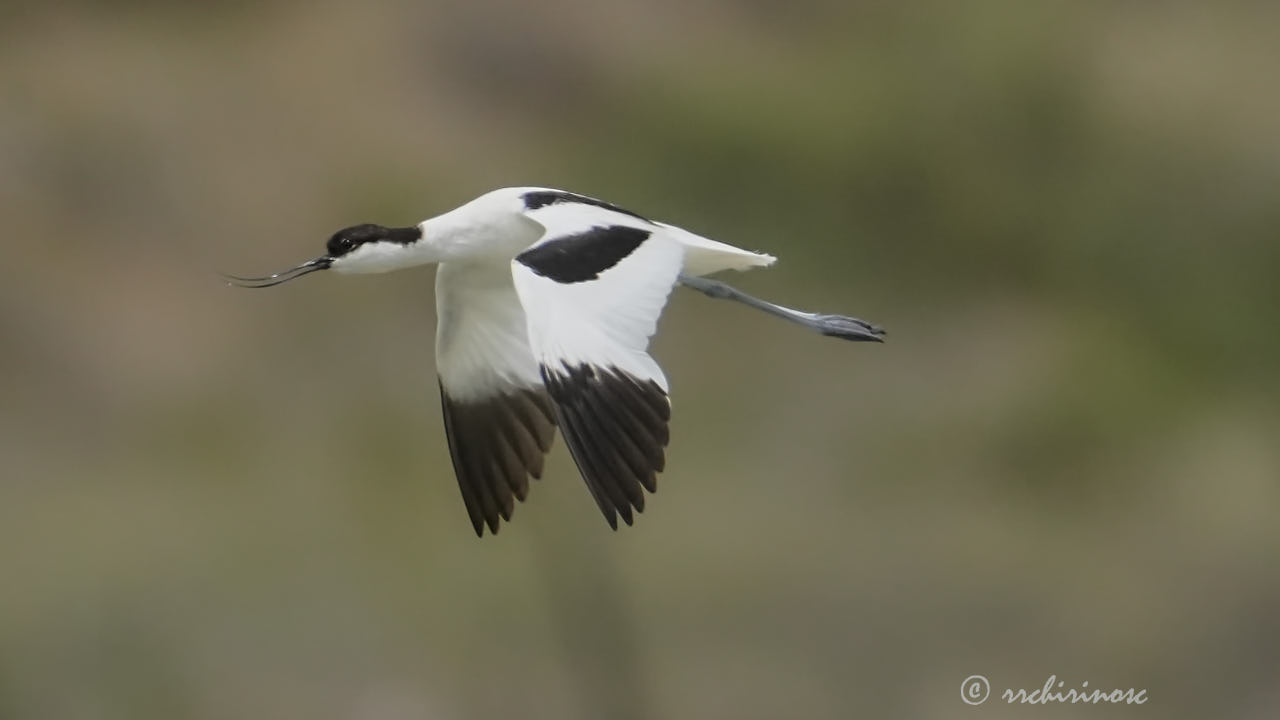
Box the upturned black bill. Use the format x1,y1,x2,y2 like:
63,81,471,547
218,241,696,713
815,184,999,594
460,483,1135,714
223,257,332,288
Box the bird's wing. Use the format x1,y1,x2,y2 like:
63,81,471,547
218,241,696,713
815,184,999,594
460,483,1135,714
511,198,683,528
435,261,558,536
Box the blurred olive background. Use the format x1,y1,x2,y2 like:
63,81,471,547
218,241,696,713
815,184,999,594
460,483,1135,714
3,1,1278,718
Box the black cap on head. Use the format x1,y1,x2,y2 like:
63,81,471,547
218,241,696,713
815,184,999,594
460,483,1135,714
326,224,422,258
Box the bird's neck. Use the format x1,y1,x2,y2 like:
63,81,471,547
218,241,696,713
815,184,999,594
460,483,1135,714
419,208,541,263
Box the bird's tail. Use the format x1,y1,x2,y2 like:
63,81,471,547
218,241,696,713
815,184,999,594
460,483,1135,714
662,223,777,277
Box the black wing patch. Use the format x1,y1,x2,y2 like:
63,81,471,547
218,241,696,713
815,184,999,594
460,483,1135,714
516,226,651,284
521,190,650,222
439,383,558,536
540,364,671,529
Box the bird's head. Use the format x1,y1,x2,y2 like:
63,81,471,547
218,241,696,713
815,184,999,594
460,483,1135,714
224,223,425,287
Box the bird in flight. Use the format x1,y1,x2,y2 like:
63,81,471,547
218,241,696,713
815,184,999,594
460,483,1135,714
227,187,884,535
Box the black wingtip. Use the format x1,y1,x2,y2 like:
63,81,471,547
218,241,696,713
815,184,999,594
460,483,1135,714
541,363,670,532
441,384,558,539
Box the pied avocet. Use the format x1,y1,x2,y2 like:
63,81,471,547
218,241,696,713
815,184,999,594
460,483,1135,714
228,187,884,535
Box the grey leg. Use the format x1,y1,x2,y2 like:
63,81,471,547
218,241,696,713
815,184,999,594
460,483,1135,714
678,275,886,342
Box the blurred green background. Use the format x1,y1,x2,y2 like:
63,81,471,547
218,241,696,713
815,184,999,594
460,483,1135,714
3,1,1278,718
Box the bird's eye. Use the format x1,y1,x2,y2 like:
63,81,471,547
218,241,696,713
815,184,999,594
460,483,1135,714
327,230,359,257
